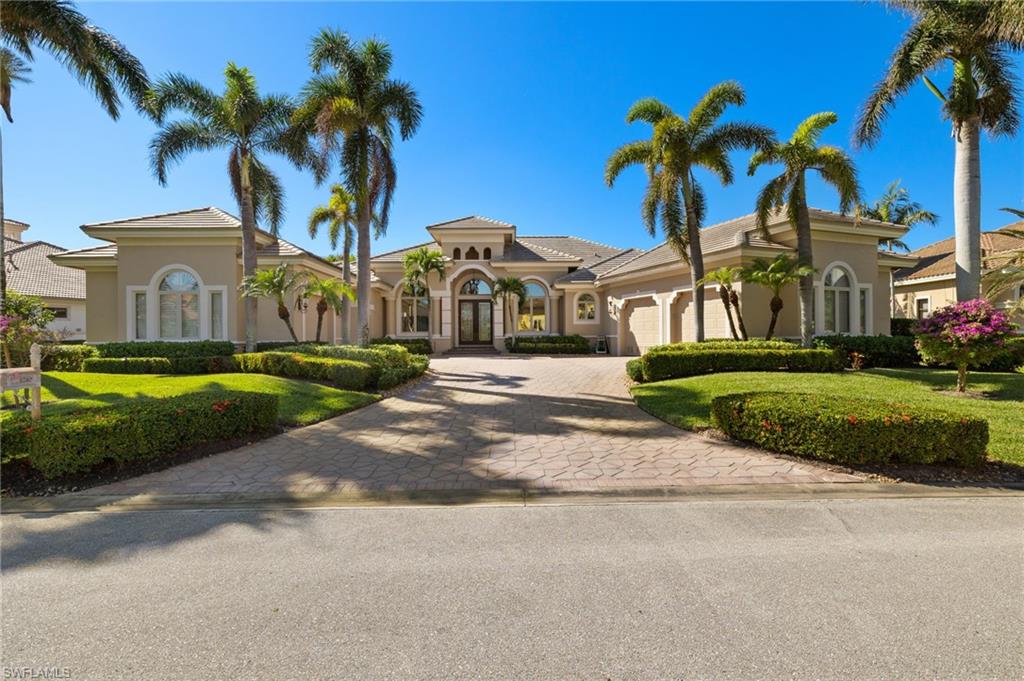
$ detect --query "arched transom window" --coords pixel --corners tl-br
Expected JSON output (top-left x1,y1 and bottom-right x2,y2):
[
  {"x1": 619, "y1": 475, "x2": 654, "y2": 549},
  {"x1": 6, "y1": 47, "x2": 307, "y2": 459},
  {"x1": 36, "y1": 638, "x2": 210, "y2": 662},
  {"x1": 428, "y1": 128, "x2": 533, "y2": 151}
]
[
  {"x1": 452, "y1": 247, "x2": 461, "y2": 260},
  {"x1": 576, "y1": 293, "x2": 597, "y2": 321},
  {"x1": 823, "y1": 266, "x2": 852, "y2": 333},
  {"x1": 483, "y1": 247, "x2": 492, "y2": 260},
  {"x1": 466, "y1": 246, "x2": 480, "y2": 260},
  {"x1": 518, "y1": 282, "x2": 547, "y2": 331},
  {"x1": 401, "y1": 284, "x2": 429, "y2": 333},
  {"x1": 459, "y1": 278, "x2": 492, "y2": 295},
  {"x1": 159, "y1": 270, "x2": 200, "y2": 339}
]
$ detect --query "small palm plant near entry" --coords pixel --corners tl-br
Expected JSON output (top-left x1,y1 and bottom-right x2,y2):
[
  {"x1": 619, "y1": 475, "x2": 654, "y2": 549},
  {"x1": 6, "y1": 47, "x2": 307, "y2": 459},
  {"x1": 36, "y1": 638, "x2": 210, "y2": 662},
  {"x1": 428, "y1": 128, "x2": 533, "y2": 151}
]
[
  {"x1": 240, "y1": 264, "x2": 307, "y2": 343},
  {"x1": 492, "y1": 277, "x2": 527, "y2": 345},
  {"x1": 741, "y1": 255, "x2": 814, "y2": 340},
  {"x1": 308, "y1": 185, "x2": 358, "y2": 343},
  {"x1": 402, "y1": 247, "x2": 446, "y2": 350},
  {"x1": 299, "y1": 275, "x2": 354, "y2": 343},
  {"x1": 697, "y1": 267, "x2": 747, "y2": 341},
  {"x1": 914, "y1": 299, "x2": 1017, "y2": 393}
]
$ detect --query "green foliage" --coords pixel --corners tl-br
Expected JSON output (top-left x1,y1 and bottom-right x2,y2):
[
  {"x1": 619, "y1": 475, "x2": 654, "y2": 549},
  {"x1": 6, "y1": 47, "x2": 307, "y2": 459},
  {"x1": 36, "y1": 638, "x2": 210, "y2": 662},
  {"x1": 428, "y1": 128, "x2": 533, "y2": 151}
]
[
  {"x1": 711, "y1": 392, "x2": 988, "y2": 467},
  {"x1": 280, "y1": 343, "x2": 429, "y2": 389},
  {"x1": 640, "y1": 347, "x2": 841, "y2": 382},
  {"x1": 978, "y1": 337, "x2": 1024, "y2": 371},
  {"x1": 95, "y1": 340, "x2": 235, "y2": 358},
  {"x1": 652, "y1": 339, "x2": 796, "y2": 352},
  {"x1": 1, "y1": 291, "x2": 56, "y2": 366},
  {"x1": 1, "y1": 391, "x2": 278, "y2": 479},
  {"x1": 813, "y1": 335, "x2": 920, "y2": 368},
  {"x1": 626, "y1": 358, "x2": 645, "y2": 383},
  {"x1": 371, "y1": 337, "x2": 432, "y2": 356},
  {"x1": 234, "y1": 352, "x2": 373, "y2": 391},
  {"x1": 81, "y1": 356, "x2": 238, "y2": 375},
  {"x1": 509, "y1": 335, "x2": 592, "y2": 354},
  {"x1": 890, "y1": 318, "x2": 916, "y2": 337},
  {"x1": 40, "y1": 344, "x2": 99, "y2": 371}
]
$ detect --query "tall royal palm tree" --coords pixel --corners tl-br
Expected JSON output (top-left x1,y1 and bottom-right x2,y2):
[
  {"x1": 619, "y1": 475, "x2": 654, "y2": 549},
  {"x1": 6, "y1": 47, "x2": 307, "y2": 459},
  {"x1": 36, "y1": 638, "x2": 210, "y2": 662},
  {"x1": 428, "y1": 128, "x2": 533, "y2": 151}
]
[
  {"x1": 855, "y1": 0, "x2": 1023, "y2": 302},
  {"x1": 239, "y1": 263, "x2": 307, "y2": 343},
  {"x1": 492, "y1": 276, "x2": 526, "y2": 346},
  {"x1": 0, "y1": 0, "x2": 149, "y2": 308},
  {"x1": 859, "y1": 179, "x2": 938, "y2": 251},
  {"x1": 401, "y1": 247, "x2": 446, "y2": 349},
  {"x1": 295, "y1": 29, "x2": 422, "y2": 346},
  {"x1": 697, "y1": 266, "x2": 747, "y2": 340},
  {"x1": 748, "y1": 112, "x2": 861, "y2": 347},
  {"x1": 741, "y1": 255, "x2": 815, "y2": 340},
  {"x1": 148, "y1": 63, "x2": 319, "y2": 351},
  {"x1": 298, "y1": 274, "x2": 354, "y2": 343},
  {"x1": 605, "y1": 82, "x2": 774, "y2": 342},
  {"x1": 308, "y1": 184, "x2": 357, "y2": 343}
]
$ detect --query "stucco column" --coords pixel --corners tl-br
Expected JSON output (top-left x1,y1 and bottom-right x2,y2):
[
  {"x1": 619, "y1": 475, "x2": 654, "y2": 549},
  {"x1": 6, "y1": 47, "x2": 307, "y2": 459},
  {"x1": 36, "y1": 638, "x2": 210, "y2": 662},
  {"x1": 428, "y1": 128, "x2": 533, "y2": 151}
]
[
  {"x1": 493, "y1": 297, "x2": 504, "y2": 338},
  {"x1": 435, "y1": 291, "x2": 452, "y2": 339},
  {"x1": 655, "y1": 293, "x2": 675, "y2": 345},
  {"x1": 548, "y1": 292, "x2": 563, "y2": 334}
]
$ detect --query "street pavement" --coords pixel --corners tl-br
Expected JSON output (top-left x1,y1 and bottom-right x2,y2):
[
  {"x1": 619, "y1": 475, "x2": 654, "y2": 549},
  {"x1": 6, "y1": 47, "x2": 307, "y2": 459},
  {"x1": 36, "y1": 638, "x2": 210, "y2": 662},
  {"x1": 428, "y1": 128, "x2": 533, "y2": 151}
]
[{"x1": 2, "y1": 496, "x2": 1022, "y2": 680}]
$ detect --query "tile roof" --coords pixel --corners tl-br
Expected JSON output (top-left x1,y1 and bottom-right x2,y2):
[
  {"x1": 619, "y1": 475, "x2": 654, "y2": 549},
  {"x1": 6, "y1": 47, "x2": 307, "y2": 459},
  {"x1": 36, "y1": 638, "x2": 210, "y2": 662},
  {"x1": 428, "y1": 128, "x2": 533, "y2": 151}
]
[
  {"x1": 55, "y1": 243, "x2": 119, "y2": 258},
  {"x1": 495, "y1": 239, "x2": 580, "y2": 263},
  {"x1": 554, "y1": 249, "x2": 638, "y2": 284},
  {"x1": 370, "y1": 241, "x2": 441, "y2": 263},
  {"x1": 426, "y1": 215, "x2": 514, "y2": 230},
  {"x1": 516, "y1": 236, "x2": 625, "y2": 265},
  {"x1": 6, "y1": 241, "x2": 85, "y2": 299},
  {"x1": 82, "y1": 206, "x2": 241, "y2": 229},
  {"x1": 894, "y1": 221, "x2": 1024, "y2": 282}
]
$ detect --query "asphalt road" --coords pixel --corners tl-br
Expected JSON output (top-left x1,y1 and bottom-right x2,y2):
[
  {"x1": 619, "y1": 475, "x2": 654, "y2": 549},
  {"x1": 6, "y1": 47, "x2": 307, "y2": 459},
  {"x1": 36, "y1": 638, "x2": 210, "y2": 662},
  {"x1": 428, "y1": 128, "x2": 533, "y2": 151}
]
[{"x1": 2, "y1": 497, "x2": 1022, "y2": 680}]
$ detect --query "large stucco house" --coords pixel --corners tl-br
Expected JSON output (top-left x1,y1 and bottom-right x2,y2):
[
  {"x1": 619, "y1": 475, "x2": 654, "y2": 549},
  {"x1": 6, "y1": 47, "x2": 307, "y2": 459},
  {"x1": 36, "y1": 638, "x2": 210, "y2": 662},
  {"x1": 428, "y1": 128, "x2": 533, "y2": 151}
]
[{"x1": 51, "y1": 205, "x2": 916, "y2": 354}]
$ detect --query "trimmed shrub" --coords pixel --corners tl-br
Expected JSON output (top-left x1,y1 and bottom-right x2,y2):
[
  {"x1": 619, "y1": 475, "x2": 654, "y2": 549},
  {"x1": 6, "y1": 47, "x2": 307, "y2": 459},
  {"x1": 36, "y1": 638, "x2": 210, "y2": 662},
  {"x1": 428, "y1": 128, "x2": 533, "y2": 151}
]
[
  {"x1": 1, "y1": 391, "x2": 278, "y2": 479},
  {"x1": 510, "y1": 335, "x2": 591, "y2": 354},
  {"x1": 371, "y1": 337, "x2": 433, "y2": 356},
  {"x1": 651, "y1": 339, "x2": 797, "y2": 352},
  {"x1": 234, "y1": 352, "x2": 373, "y2": 391},
  {"x1": 95, "y1": 340, "x2": 235, "y2": 358},
  {"x1": 81, "y1": 356, "x2": 238, "y2": 375},
  {"x1": 256, "y1": 340, "x2": 326, "y2": 352},
  {"x1": 40, "y1": 344, "x2": 99, "y2": 371},
  {"x1": 890, "y1": 317, "x2": 916, "y2": 337},
  {"x1": 640, "y1": 347, "x2": 842, "y2": 382},
  {"x1": 711, "y1": 392, "x2": 988, "y2": 467},
  {"x1": 813, "y1": 335, "x2": 920, "y2": 368},
  {"x1": 626, "y1": 358, "x2": 644, "y2": 383},
  {"x1": 277, "y1": 343, "x2": 429, "y2": 389}
]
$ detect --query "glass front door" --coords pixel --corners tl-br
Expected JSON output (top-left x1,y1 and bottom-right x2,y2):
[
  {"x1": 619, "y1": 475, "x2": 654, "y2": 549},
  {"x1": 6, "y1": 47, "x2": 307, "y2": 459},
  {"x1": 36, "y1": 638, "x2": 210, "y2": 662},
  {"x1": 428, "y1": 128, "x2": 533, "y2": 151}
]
[{"x1": 458, "y1": 300, "x2": 493, "y2": 345}]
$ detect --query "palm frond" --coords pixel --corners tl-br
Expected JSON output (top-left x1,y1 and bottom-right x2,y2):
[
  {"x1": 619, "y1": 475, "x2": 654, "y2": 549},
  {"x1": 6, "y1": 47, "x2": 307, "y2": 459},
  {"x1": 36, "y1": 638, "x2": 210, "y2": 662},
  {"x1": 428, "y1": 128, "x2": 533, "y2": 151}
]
[
  {"x1": 688, "y1": 80, "x2": 744, "y2": 133},
  {"x1": 812, "y1": 146, "x2": 862, "y2": 213},
  {"x1": 625, "y1": 97, "x2": 673, "y2": 125},
  {"x1": 792, "y1": 111, "x2": 838, "y2": 145},
  {"x1": 249, "y1": 157, "x2": 285, "y2": 234},
  {"x1": 0, "y1": 47, "x2": 31, "y2": 122},
  {"x1": 149, "y1": 119, "x2": 223, "y2": 185},
  {"x1": 145, "y1": 72, "x2": 219, "y2": 123},
  {"x1": 604, "y1": 140, "x2": 653, "y2": 186}
]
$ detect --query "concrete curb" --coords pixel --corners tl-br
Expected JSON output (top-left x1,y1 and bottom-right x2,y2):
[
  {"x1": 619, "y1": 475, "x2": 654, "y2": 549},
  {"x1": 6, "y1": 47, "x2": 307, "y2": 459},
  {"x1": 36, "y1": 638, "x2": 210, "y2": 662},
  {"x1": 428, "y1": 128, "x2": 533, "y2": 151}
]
[{"x1": 3, "y1": 481, "x2": 1022, "y2": 514}]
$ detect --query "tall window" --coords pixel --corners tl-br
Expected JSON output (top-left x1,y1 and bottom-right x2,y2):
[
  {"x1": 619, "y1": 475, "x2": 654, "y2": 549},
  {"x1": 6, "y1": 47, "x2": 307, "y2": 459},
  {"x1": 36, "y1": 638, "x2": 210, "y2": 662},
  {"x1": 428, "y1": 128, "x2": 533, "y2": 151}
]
[
  {"x1": 518, "y1": 282, "x2": 546, "y2": 331},
  {"x1": 823, "y1": 266, "x2": 852, "y2": 333},
  {"x1": 466, "y1": 246, "x2": 479, "y2": 260},
  {"x1": 483, "y1": 247, "x2": 491, "y2": 260},
  {"x1": 401, "y1": 285, "x2": 429, "y2": 333},
  {"x1": 576, "y1": 293, "x2": 597, "y2": 321},
  {"x1": 459, "y1": 278, "x2": 491, "y2": 295},
  {"x1": 916, "y1": 298, "x2": 930, "y2": 319},
  {"x1": 134, "y1": 292, "x2": 147, "y2": 339},
  {"x1": 453, "y1": 247, "x2": 461, "y2": 260},
  {"x1": 210, "y1": 291, "x2": 224, "y2": 339},
  {"x1": 859, "y1": 289, "x2": 868, "y2": 334},
  {"x1": 158, "y1": 271, "x2": 199, "y2": 339}
]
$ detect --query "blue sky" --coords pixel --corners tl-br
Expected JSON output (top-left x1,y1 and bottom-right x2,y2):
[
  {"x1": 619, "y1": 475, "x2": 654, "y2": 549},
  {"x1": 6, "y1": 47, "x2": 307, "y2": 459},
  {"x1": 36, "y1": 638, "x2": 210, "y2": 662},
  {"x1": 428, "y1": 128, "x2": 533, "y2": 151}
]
[{"x1": 7, "y1": 1, "x2": 1023, "y2": 256}]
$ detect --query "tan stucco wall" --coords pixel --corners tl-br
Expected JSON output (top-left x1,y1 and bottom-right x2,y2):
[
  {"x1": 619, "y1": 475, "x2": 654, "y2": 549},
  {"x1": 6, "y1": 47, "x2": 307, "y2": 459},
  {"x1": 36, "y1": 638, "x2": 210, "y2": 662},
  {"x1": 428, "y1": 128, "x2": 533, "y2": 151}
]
[{"x1": 84, "y1": 271, "x2": 117, "y2": 342}]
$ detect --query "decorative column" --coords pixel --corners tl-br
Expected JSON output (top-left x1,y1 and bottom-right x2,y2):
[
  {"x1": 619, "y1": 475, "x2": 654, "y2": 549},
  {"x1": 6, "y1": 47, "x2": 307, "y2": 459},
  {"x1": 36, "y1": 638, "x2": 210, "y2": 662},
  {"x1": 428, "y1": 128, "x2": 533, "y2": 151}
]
[
  {"x1": 493, "y1": 297, "x2": 504, "y2": 339},
  {"x1": 548, "y1": 291, "x2": 563, "y2": 334},
  {"x1": 434, "y1": 290, "x2": 452, "y2": 339},
  {"x1": 655, "y1": 293, "x2": 675, "y2": 344}
]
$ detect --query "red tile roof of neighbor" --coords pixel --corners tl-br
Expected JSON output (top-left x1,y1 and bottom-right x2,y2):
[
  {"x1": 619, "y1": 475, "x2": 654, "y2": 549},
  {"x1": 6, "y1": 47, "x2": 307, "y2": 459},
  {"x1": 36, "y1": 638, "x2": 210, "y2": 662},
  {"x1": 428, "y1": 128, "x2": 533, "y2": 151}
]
[{"x1": 894, "y1": 221, "x2": 1024, "y2": 282}]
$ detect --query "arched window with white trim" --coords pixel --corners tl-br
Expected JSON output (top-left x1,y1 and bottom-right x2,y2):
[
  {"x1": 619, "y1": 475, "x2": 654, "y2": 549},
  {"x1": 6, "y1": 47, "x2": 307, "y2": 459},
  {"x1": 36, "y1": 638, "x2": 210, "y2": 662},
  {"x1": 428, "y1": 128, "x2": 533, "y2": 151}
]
[
  {"x1": 823, "y1": 265, "x2": 852, "y2": 333},
  {"x1": 518, "y1": 282, "x2": 547, "y2": 331},
  {"x1": 158, "y1": 270, "x2": 200, "y2": 339},
  {"x1": 459, "y1": 278, "x2": 492, "y2": 295},
  {"x1": 576, "y1": 293, "x2": 597, "y2": 322},
  {"x1": 400, "y1": 284, "x2": 430, "y2": 334}
]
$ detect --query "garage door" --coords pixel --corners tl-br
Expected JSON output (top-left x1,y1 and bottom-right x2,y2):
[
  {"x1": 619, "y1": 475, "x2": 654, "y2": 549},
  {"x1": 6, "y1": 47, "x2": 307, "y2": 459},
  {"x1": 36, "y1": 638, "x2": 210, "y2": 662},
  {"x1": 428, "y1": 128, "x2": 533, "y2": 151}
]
[{"x1": 624, "y1": 298, "x2": 660, "y2": 355}]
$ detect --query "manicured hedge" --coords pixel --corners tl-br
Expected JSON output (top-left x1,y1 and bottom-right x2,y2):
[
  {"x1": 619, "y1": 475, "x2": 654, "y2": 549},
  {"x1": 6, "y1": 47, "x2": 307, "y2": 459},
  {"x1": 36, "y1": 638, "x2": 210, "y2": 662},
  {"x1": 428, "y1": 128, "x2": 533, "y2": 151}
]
[
  {"x1": 711, "y1": 391, "x2": 988, "y2": 467},
  {"x1": 278, "y1": 343, "x2": 429, "y2": 389},
  {"x1": 81, "y1": 356, "x2": 239, "y2": 375},
  {"x1": 651, "y1": 339, "x2": 798, "y2": 352},
  {"x1": 813, "y1": 335, "x2": 920, "y2": 368},
  {"x1": 626, "y1": 358, "x2": 644, "y2": 382},
  {"x1": 1, "y1": 391, "x2": 278, "y2": 479},
  {"x1": 890, "y1": 318, "x2": 916, "y2": 337},
  {"x1": 640, "y1": 348, "x2": 842, "y2": 382},
  {"x1": 95, "y1": 340, "x2": 235, "y2": 358},
  {"x1": 978, "y1": 336, "x2": 1024, "y2": 372},
  {"x1": 509, "y1": 334, "x2": 591, "y2": 354},
  {"x1": 234, "y1": 352, "x2": 374, "y2": 391},
  {"x1": 371, "y1": 337, "x2": 433, "y2": 356},
  {"x1": 41, "y1": 344, "x2": 99, "y2": 371}
]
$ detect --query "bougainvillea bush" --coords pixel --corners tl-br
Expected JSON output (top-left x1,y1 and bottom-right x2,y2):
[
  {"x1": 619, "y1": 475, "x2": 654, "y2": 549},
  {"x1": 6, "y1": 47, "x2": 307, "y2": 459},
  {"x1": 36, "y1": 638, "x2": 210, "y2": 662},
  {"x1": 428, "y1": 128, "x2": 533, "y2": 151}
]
[{"x1": 914, "y1": 299, "x2": 1017, "y2": 392}]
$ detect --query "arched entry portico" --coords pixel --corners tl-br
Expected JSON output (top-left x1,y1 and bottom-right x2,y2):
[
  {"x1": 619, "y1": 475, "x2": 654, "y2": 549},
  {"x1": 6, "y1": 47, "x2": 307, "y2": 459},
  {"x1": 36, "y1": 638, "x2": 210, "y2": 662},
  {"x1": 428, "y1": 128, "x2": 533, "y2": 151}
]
[{"x1": 450, "y1": 266, "x2": 501, "y2": 347}]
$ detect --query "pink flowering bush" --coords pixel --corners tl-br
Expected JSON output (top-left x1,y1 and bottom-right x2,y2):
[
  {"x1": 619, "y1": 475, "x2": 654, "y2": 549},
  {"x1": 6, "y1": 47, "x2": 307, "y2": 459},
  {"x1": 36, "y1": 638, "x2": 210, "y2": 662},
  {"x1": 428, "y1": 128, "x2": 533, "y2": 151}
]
[{"x1": 914, "y1": 299, "x2": 1017, "y2": 392}]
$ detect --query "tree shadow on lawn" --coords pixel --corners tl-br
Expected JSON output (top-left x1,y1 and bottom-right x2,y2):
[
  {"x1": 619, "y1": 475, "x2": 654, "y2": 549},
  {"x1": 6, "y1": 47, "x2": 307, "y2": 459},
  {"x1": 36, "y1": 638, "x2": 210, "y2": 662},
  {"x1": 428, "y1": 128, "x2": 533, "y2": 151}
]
[{"x1": 866, "y1": 368, "x2": 1024, "y2": 400}]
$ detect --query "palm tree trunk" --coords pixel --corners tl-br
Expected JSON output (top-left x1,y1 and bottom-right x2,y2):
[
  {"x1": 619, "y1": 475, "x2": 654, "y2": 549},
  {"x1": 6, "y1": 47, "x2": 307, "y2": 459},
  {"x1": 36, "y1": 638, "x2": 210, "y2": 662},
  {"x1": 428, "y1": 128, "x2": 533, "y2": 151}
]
[
  {"x1": 730, "y1": 289, "x2": 749, "y2": 341},
  {"x1": 766, "y1": 296, "x2": 782, "y2": 340},
  {"x1": 794, "y1": 176, "x2": 815, "y2": 347},
  {"x1": 341, "y1": 232, "x2": 352, "y2": 345},
  {"x1": 683, "y1": 177, "x2": 705, "y2": 342},
  {"x1": 356, "y1": 201, "x2": 372, "y2": 347},
  {"x1": 278, "y1": 303, "x2": 299, "y2": 343},
  {"x1": 719, "y1": 287, "x2": 739, "y2": 340},
  {"x1": 239, "y1": 154, "x2": 259, "y2": 352},
  {"x1": 954, "y1": 117, "x2": 982, "y2": 301},
  {"x1": 316, "y1": 299, "x2": 327, "y2": 343}
]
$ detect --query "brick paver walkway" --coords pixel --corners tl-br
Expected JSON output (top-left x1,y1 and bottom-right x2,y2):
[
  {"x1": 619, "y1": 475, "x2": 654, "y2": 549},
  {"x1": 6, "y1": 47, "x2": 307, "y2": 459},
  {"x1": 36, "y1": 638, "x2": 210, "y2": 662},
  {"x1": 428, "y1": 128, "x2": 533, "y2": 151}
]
[{"x1": 85, "y1": 356, "x2": 860, "y2": 496}]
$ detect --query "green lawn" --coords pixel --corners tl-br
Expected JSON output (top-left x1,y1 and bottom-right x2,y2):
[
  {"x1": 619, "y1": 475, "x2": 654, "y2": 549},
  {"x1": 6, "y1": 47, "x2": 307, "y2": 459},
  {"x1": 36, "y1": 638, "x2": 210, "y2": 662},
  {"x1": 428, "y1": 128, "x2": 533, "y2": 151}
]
[
  {"x1": 631, "y1": 368, "x2": 1024, "y2": 465},
  {"x1": 0, "y1": 372, "x2": 379, "y2": 426}
]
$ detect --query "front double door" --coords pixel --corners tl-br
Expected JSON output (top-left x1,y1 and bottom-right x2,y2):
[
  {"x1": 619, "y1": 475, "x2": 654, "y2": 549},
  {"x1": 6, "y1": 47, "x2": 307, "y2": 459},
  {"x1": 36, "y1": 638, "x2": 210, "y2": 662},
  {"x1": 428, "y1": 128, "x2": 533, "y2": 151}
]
[{"x1": 459, "y1": 300, "x2": 493, "y2": 345}]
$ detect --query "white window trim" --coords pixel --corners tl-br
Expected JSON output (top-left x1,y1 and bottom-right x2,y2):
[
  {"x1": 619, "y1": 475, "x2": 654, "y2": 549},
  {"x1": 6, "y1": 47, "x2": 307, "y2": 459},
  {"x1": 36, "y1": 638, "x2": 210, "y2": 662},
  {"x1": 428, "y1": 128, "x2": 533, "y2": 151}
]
[
  {"x1": 396, "y1": 291, "x2": 431, "y2": 337},
  {"x1": 573, "y1": 291, "x2": 600, "y2": 325},
  {"x1": 126, "y1": 285, "x2": 147, "y2": 340},
  {"x1": 516, "y1": 278, "x2": 550, "y2": 335},
  {"x1": 815, "y1": 261, "x2": 864, "y2": 335},
  {"x1": 915, "y1": 294, "x2": 932, "y2": 320},
  {"x1": 858, "y1": 284, "x2": 873, "y2": 335},
  {"x1": 125, "y1": 264, "x2": 228, "y2": 342},
  {"x1": 207, "y1": 286, "x2": 228, "y2": 341}
]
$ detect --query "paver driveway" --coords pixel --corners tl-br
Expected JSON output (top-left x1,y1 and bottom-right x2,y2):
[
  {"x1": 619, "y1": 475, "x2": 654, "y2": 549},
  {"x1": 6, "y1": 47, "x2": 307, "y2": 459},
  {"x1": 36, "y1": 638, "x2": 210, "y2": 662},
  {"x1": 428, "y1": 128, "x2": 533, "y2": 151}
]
[{"x1": 86, "y1": 356, "x2": 859, "y2": 497}]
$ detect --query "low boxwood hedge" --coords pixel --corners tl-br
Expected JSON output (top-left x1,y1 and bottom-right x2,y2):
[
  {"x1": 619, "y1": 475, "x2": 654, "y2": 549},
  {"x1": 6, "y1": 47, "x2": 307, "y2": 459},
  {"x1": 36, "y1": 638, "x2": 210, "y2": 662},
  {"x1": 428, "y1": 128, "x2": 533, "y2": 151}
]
[
  {"x1": 509, "y1": 334, "x2": 591, "y2": 354},
  {"x1": 371, "y1": 337, "x2": 433, "y2": 356},
  {"x1": 1, "y1": 391, "x2": 278, "y2": 479},
  {"x1": 710, "y1": 391, "x2": 988, "y2": 467},
  {"x1": 81, "y1": 356, "x2": 238, "y2": 374},
  {"x1": 813, "y1": 335, "x2": 920, "y2": 368},
  {"x1": 278, "y1": 343, "x2": 429, "y2": 389},
  {"x1": 234, "y1": 352, "x2": 374, "y2": 391},
  {"x1": 890, "y1": 317, "x2": 916, "y2": 337},
  {"x1": 640, "y1": 347, "x2": 842, "y2": 382},
  {"x1": 41, "y1": 344, "x2": 99, "y2": 371},
  {"x1": 626, "y1": 358, "x2": 644, "y2": 382},
  {"x1": 95, "y1": 340, "x2": 236, "y2": 358},
  {"x1": 650, "y1": 339, "x2": 797, "y2": 352}
]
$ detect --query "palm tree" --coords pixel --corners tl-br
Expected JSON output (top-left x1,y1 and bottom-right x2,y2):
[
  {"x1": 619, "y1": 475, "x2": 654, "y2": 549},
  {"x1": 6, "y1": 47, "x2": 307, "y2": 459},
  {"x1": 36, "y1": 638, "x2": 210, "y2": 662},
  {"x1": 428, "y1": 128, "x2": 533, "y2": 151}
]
[
  {"x1": 402, "y1": 247, "x2": 446, "y2": 349},
  {"x1": 298, "y1": 274, "x2": 354, "y2": 343},
  {"x1": 855, "y1": 1, "x2": 1023, "y2": 302},
  {"x1": 148, "y1": 63, "x2": 319, "y2": 351},
  {"x1": 697, "y1": 267, "x2": 747, "y2": 340},
  {"x1": 859, "y1": 180, "x2": 938, "y2": 251},
  {"x1": 741, "y1": 255, "x2": 815, "y2": 340},
  {"x1": 0, "y1": 0, "x2": 149, "y2": 308},
  {"x1": 239, "y1": 264, "x2": 307, "y2": 343},
  {"x1": 748, "y1": 112, "x2": 860, "y2": 347},
  {"x1": 295, "y1": 29, "x2": 422, "y2": 347},
  {"x1": 492, "y1": 277, "x2": 527, "y2": 346},
  {"x1": 308, "y1": 184, "x2": 357, "y2": 343},
  {"x1": 605, "y1": 82, "x2": 774, "y2": 342}
]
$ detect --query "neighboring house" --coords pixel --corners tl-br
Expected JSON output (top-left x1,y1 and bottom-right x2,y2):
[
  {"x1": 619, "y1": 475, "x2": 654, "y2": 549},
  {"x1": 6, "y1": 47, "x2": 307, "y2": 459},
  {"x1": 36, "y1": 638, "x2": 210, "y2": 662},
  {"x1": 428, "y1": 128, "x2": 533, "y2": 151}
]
[
  {"x1": 893, "y1": 221, "x2": 1024, "y2": 322},
  {"x1": 50, "y1": 208, "x2": 347, "y2": 344},
  {"x1": 368, "y1": 210, "x2": 916, "y2": 355},
  {"x1": 4, "y1": 219, "x2": 87, "y2": 340}
]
